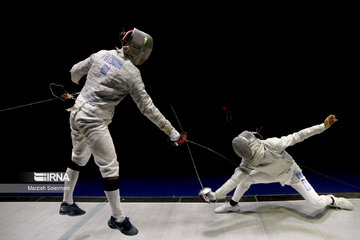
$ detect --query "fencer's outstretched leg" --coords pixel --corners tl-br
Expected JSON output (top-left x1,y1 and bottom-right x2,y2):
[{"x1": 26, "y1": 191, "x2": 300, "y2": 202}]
[
  {"x1": 327, "y1": 194, "x2": 353, "y2": 210},
  {"x1": 291, "y1": 173, "x2": 353, "y2": 211}
]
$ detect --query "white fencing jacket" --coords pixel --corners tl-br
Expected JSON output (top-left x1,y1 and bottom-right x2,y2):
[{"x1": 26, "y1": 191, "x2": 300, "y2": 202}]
[
  {"x1": 69, "y1": 48, "x2": 175, "y2": 136},
  {"x1": 239, "y1": 123, "x2": 326, "y2": 185}
]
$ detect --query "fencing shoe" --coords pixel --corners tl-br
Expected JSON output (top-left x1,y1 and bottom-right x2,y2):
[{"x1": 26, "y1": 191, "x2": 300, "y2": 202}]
[
  {"x1": 59, "y1": 202, "x2": 86, "y2": 216},
  {"x1": 328, "y1": 195, "x2": 353, "y2": 210},
  {"x1": 215, "y1": 202, "x2": 241, "y2": 213},
  {"x1": 108, "y1": 216, "x2": 139, "y2": 236}
]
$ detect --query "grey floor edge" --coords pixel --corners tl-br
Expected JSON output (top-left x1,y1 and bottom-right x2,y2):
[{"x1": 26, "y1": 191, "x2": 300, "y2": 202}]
[{"x1": 0, "y1": 199, "x2": 359, "y2": 240}]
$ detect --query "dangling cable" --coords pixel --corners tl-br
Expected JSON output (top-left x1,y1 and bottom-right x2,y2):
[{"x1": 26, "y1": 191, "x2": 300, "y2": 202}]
[
  {"x1": 0, "y1": 83, "x2": 79, "y2": 113},
  {"x1": 0, "y1": 97, "x2": 58, "y2": 113},
  {"x1": 186, "y1": 140, "x2": 238, "y2": 167},
  {"x1": 49, "y1": 83, "x2": 79, "y2": 100},
  {"x1": 170, "y1": 104, "x2": 204, "y2": 189},
  {"x1": 254, "y1": 126, "x2": 264, "y2": 139}
]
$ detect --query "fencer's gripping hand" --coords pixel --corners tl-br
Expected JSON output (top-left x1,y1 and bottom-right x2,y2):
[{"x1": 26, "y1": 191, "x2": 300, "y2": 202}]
[
  {"x1": 169, "y1": 130, "x2": 181, "y2": 141},
  {"x1": 168, "y1": 130, "x2": 187, "y2": 147},
  {"x1": 324, "y1": 114, "x2": 338, "y2": 129}
]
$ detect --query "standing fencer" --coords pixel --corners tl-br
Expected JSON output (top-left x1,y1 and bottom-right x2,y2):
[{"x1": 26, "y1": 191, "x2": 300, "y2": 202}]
[
  {"x1": 59, "y1": 28, "x2": 181, "y2": 236},
  {"x1": 199, "y1": 115, "x2": 354, "y2": 213}
]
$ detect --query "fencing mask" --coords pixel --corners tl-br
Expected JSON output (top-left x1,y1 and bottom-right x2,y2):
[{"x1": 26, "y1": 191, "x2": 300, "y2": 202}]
[
  {"x1": 232, "y1": 131, "x2": 260, "y2": 160},
  {"x1": 120, "y1": 28, "x2": 153, "y2": 65}
]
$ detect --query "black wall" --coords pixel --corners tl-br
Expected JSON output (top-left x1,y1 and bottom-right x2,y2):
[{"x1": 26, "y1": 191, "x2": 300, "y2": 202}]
[{"x1": 1, "y1": 6, "x2": 357, "y2": 181}]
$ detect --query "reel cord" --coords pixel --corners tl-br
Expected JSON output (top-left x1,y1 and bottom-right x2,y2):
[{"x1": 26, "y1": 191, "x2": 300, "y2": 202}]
[
  {"x1": 0, "y1": 97, "x2": 58, "y2": 113},
  {"x1": 170, "y1": 104, "x2": 204, "y2": 189},
  {"x1": 0, "y1": 83, "x2": 78, "y2": 113}
]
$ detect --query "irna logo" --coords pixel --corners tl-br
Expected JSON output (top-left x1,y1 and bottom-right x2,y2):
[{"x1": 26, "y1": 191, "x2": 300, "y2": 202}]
[{"x1": 34, "y1": 172, "x2": 70, "y2": 182}]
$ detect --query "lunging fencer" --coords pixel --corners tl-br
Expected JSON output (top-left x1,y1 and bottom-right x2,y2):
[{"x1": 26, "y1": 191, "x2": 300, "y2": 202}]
[
  {"x1": 199, "y1": 115, "x2": 354, "y2": 213},
  {"x1": 59, "y1": 28, "x2": 181, "y2": 236}
]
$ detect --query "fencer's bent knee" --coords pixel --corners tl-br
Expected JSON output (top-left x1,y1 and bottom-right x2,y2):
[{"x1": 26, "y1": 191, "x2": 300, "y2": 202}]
[
  {"x1": 103, "y1": 178, "x2": 119, "y2": 191},
  {"x1": 241, "y1": 176, "x2": 254, "y2": 188},
  {"x1": 227, "y1": 168, "x2": 244, "y2": 185},
  {"x1": 68, "y1": 160, "x2": 85, "y2": 172}
]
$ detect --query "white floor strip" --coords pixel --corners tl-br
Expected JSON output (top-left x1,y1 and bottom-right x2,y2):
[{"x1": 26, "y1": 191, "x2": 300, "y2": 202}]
[{"x1": 57, "y1": 203, "x2": 106, "y2": 240}]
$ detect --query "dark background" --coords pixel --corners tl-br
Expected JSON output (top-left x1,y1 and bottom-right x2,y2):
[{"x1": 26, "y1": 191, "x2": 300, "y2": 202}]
[{"x1": 1, "y1": 5, "x2": 358, "y2": 194}]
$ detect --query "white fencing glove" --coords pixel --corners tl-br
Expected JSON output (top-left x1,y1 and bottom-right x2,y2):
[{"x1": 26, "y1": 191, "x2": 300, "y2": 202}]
[
  {"x1": 168, "y1": 130, "x2": 187, "y2": 147},
  {"x1": 169, "y1": 130, "x2": 181, "y2": 142}
]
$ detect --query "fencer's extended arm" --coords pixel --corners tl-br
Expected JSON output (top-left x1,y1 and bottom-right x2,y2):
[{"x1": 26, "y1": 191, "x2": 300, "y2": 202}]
[
  {"x1": 128, "y1": 76, "x2": 176, "y2": 136},
  {"x1": 265, "y1": 123, "x2": 326, "y2": 153},
  {"x1": 262, "y1": 115, "x2": 338, "y2": 153},
  {"x1": 70, "y1": 55, "x2": 93, "y2": 84},
  {"x1": 215, "y1": 167, "x2": 248, "y2": 199}
]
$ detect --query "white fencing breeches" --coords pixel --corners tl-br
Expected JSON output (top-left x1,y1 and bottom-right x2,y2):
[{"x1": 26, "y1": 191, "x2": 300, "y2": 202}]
[
  {"x1": 290, "y1": 172, "x2": 332, "y2": 208},
  {"x1": 231, "y1": 170, "x2": 332, "y2": 209},
  {"x1": 70, "y1": 110, "x2": 119, "y2": 178}
]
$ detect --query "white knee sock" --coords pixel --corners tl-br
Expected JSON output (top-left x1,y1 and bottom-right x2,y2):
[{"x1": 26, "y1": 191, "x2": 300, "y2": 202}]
[
  {"x1": 62, "y1": 168, "x2": 79, "y2": 204},
  {"x1": 105, "y1": 189, "x2": 125, "y2": 222}
]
